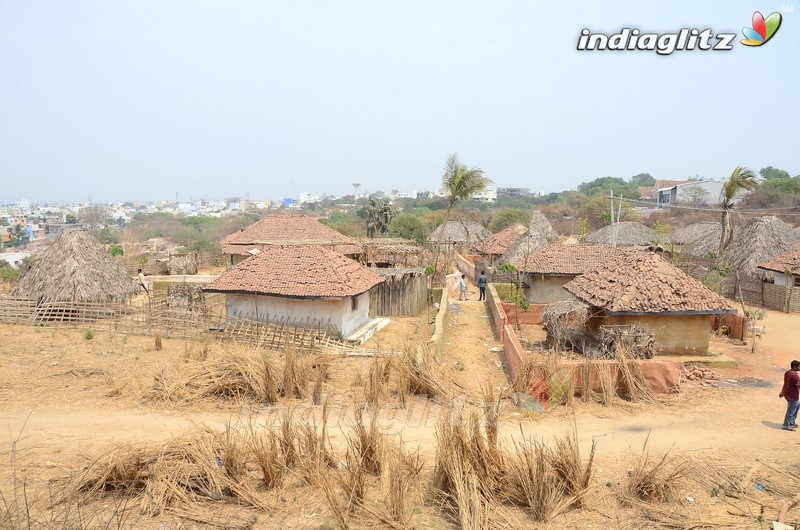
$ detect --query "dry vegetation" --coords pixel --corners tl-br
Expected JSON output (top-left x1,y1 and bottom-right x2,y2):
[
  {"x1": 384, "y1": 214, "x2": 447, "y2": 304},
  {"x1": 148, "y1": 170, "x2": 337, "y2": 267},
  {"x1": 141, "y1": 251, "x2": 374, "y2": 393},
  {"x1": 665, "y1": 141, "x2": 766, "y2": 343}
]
[{"x1": 2, "y1": 319, "x2": 800, "y2": 529}]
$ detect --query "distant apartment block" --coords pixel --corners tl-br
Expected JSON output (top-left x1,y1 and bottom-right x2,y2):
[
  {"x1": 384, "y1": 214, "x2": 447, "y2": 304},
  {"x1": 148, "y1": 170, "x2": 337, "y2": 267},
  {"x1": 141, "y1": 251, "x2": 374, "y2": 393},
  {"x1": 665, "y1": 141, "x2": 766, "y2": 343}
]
[
  {"x1": 395, "y1": 190, "x2": 418, "y2": 199},
  {"x1": 496, "y1": 187, "x2": 530, "y2": 198}
]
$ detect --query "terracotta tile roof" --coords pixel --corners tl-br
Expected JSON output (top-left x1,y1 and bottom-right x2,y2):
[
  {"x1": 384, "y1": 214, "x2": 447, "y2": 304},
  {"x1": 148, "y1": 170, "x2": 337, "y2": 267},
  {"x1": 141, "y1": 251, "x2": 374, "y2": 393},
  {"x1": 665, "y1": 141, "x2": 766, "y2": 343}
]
[
  {"x1": 222, "y1": 214, "x2": 363, "y2": 255},
  {"x1": 205, "y1": 246, "x2": 384, "y2": 298},
  {"x1": 564, "y1": 252, "x2": 735, "y2": 314},
  {"x1": 758, "y1": 247, "x2": 800, "y2": 274},
  {"x1": 638, "y1": 186, "x2": 654, "y2": 199},
  {"x1": 511, "y1": 243, "x2": 624, "y2": 275},
  {"x1": 655, "y1": 179, "x2": 690, "y2": 190},
  {"x1": 480, "y1": 224, "x2": 527, "y2": 255}
]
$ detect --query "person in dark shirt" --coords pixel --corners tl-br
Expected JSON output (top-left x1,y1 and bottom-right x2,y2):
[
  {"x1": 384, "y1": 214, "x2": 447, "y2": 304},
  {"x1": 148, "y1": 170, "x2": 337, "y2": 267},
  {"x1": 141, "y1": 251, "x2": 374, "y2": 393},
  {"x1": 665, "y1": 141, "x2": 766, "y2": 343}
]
[
  {"x1": 477, "y1": 270, "x2": 488, "y2": 301},
  {"x1": 779, "y1": 360, "x2": 800, "y2": 431}
]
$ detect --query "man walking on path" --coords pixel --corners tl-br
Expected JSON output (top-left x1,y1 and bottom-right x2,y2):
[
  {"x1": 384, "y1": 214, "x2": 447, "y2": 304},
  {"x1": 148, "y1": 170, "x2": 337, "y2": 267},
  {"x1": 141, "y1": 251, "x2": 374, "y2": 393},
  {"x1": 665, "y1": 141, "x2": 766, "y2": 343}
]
[
  {"x1": 458, "y1": 274, "x2": 469, "y2": 300},
  {"x1": 780, "y1": 360, "x2": 800, "y2": 431},
  {"x1": 477, "y1": 270, "x2": 487, "y2": 301}
]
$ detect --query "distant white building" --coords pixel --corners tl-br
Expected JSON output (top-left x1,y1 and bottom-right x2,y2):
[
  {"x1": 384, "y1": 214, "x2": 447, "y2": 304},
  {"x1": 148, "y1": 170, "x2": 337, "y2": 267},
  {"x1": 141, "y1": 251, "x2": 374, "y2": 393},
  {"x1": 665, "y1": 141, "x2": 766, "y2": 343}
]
[
  {"x1": 298, "y1": 192, "x2": 321, "y2": 204},
  {"x1": 0, "y1": 251, "x2": 32, "y2": 268},
  {"x1": 471, "y1": 189, "x2": 497, "y2": 202},
  {"x1": 395, "y1": 190, "x2": 418, "y2": 199},
  {"x1": 657, "y1": 180, "x2": 724, "y2": 208},
  {"x1": 15, "y1": 199, "x2": 31, "y2": 214}
]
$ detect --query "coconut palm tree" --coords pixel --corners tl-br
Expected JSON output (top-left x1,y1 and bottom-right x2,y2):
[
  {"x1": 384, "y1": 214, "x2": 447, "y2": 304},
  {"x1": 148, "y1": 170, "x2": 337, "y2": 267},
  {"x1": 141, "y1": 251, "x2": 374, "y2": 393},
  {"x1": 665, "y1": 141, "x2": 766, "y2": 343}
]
[
  {"x1": 430, "y1": 154, "x2": 492, "y2": 280},
  {"x1": 718, "y1": 166, "x2": 758, "y2": 259}
]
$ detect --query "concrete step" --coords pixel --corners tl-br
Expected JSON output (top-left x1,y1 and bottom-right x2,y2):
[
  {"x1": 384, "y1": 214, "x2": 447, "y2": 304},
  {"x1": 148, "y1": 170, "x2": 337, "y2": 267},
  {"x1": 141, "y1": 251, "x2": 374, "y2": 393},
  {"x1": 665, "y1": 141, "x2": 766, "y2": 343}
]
[{"x1": 345, "y1": 317, "x2": 391, "y2": 345}]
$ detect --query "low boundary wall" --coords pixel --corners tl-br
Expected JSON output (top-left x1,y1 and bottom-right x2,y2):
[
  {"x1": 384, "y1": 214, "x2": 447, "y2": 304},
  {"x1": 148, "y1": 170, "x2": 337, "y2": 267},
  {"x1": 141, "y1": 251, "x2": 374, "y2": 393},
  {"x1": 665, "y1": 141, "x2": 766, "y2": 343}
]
[
  {"x1": 427, "y1": 287, "x2": 450, "y2": 361},
  {"x1": 486, "y1": 282, "x2": 681, "y2": 395}
]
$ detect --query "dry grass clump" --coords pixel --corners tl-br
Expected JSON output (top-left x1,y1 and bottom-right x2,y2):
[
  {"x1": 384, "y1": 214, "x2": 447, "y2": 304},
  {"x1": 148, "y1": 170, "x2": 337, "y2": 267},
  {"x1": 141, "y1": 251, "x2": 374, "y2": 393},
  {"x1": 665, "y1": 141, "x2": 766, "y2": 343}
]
[
  {"x1": 615, "y1": 345, "x2": 657, "y2": 403},
  {"x1": 398, "y1": 347, "x2": 450, "y2": 400},
  {"x1": 505, "y1": 436, "x2": 567, "y2": 522},
  {"x1": 148, "y1": 345, "x2": 280, "y2": 405},
  {"x1": 364, "y1": 354, "x2": 392, "y2": 407},
  {"x1": 64, "y1": 426, "x2": 270, "y2": 515},
  {"x1": 349, "y1": 407, "x2": 383, "y2": 475},
  {"x1": 297, "y1": 402, "x2": 336, "y2": 485},
  {"x1": 385, "y1": 442, "x2": 423, "y2": 527},
  {"x1": 147, "y1": 344, "x2": 328, "y2": 405},
  {"x1": 504, "y1": 425, "x2": 594, "y2": 521},
  {"x1": 578, "y1": 357, "x2": 616, "y2": 405},
  {"x1": 282, "y1": 345, "x2": 316, "y2": 399},
  {"x1": 431, "y1": 412, "x2": 506, "y2": 529},
  {"x1": 623, "y1": 436, "x2": 686, "y2": 503}
]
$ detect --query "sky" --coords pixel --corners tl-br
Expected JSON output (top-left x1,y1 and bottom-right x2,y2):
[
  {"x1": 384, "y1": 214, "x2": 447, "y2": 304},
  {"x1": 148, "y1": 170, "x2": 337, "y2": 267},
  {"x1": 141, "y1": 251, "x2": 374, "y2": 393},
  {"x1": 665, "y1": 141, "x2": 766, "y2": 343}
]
[{"x1": 0, "y1": 0, "x2": 798, "y2": 204}]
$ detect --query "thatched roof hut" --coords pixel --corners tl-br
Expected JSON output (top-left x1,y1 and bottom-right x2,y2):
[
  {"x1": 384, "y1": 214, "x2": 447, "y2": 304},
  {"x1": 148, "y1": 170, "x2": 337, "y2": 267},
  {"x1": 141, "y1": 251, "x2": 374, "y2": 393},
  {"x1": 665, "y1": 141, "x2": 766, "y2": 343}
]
[
  {"x1": 725, "y1": 216, "x2": 800, "y2": 279},
  {"x1": 529, "y1": 211, "x2": 558, "y2": 241},
  {"x1": 584, "y1": 222, "x2": 656, "y2": 247},
  {"x1": 428, "y1": 221, "x2": 491, "y2": 245},
  {"x1": 12, "y1": 229, "x2": 139, "y2": 303},
  {"x1": 668, "y1": 222, "x2": 722, "y2": 258},
  {"x1": 499, "y1": 230, "x2": 549, "y2": 265}
]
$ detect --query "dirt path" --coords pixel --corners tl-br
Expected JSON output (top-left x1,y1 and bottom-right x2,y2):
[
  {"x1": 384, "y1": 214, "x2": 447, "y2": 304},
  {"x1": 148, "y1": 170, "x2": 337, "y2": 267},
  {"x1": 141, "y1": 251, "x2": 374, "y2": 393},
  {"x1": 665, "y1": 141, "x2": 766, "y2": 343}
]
[{"x1": 442, "y1": 276, "x2": 509, "y2": 397}]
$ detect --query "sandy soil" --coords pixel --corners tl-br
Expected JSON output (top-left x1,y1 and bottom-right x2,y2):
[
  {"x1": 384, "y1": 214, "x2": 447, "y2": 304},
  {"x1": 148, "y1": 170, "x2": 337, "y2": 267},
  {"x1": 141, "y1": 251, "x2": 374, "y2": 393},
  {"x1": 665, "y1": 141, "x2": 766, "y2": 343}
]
[{"x1": 1, "y1": 302, "x2": 800, "y2": 528}]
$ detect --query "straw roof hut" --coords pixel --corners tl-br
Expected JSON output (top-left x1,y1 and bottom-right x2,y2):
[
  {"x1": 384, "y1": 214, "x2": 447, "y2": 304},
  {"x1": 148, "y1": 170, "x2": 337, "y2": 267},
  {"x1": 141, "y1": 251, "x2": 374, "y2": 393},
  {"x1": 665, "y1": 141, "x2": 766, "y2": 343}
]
[
  {"x1": 668, "y1": 222, "x2": 722, "y2": 258},
  {"x1": 12, "y1": 229, "x2": 138, "y2": 303},
  {"x1": 528, "y1": 211, "x2": 558, "y2": 241},
  {"x1": 724, "y1": 216, "x2": 800, "y2": 279},
  {"x1": 499, "y1": 230, "x2": 549, "y2": 265},
  {"x1": 428, "y1": 221, "x2": 491, "y2": 245},
  {"x1": 584, "y1": 222, "x2": 656, "y2": 247}
]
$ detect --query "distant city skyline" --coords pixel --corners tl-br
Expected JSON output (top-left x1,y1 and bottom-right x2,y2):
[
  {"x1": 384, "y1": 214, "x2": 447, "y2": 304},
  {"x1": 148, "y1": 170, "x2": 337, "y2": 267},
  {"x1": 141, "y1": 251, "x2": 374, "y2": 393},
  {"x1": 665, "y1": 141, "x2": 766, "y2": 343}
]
[{"x1": 1, "y1": 1, "x2": 798, "y2": 204}]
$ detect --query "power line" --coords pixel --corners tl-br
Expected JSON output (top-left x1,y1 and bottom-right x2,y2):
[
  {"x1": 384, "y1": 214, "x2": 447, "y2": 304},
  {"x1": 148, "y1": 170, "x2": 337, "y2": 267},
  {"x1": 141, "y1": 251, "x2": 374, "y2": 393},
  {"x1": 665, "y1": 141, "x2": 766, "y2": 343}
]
[{"x1": 610, "y1": 196, "x2": 800, "y2": 216}]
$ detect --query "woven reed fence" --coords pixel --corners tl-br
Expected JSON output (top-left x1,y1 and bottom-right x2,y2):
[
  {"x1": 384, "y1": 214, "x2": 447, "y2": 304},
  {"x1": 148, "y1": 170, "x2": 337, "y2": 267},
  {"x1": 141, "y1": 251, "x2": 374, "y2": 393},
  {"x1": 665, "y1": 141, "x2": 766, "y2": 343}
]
[
  {"x1": 369, "y1": 268, "x2": 427, "y2": 317},
  {"x1": 0, "y1": 293, "x2": 358, "y2": 354}
]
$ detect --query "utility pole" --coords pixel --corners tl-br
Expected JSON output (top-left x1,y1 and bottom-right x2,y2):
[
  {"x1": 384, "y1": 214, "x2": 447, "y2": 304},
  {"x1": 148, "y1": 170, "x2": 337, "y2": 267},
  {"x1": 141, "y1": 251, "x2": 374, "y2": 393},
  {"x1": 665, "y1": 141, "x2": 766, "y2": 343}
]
[{"x1": 610, "y1": 190, "x2": 616, "y2": 247}]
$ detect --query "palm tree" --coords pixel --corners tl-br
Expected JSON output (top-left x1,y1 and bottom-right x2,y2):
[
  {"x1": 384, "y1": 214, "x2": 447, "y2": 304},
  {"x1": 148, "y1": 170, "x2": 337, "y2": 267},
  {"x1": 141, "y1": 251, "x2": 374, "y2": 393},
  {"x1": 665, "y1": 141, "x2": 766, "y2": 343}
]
[
  {"x1": 718, "y1": 166, "x2": 758, "y2": 259},
  {"x1": 430, "y1": 154, "x2": 492, "y2": 279},
  {"x1": 364, "y1": 199, "x2": 395, "y2": 237}
]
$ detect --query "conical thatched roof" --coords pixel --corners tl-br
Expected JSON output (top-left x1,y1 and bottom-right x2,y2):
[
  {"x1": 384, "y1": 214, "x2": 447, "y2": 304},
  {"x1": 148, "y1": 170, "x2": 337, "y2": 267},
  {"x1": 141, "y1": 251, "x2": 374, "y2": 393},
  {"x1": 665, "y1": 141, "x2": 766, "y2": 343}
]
[
  {"x1": 529, "y1": 211, "x2": 558, "y2": 241},
  {"x1": 428, "y1": 221, "x2": 491, "y2": 244},
  {"x1": 725, "y1": 216, "x2": 800, "y2": 278},
  {"x1": 12, "y1": 229, "x2": 138, "y2": 303},
  {"x1": 499, "y1": 230, "x2": 549, "y2": 265},
  {"x1": 584, "y1": 222, "x2": 656, "y2": 247},
  {"x1": 668, "y1": 222, "x2": 722, "y2": 258}
]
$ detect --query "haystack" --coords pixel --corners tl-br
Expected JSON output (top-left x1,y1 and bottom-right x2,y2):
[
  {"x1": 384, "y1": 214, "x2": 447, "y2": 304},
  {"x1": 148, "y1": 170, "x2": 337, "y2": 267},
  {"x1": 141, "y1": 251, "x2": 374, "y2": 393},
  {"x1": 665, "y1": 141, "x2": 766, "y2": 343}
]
[
  {"x1": 529, "y1": 211, "x2": 558, "y2": 241},
  {"x1": 584, "y1": 222, "x2": 656, "y2": 247},
  {"x1": 12, "y1": 229, "x2": 138, "y2": 303},
  {"x1": 724, "y1": 216, "x2": 800, "y2": 279},
  {"x1": 668, "y1": 222, "x2": 722, "y2": 258}
]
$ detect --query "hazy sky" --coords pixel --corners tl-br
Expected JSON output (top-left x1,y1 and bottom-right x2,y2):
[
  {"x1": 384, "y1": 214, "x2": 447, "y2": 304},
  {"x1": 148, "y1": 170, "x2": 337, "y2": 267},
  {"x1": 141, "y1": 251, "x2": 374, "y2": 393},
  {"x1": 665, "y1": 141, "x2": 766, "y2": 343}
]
[{"x1": 1, "y1": 1, "x2": 798, "y2": 204}]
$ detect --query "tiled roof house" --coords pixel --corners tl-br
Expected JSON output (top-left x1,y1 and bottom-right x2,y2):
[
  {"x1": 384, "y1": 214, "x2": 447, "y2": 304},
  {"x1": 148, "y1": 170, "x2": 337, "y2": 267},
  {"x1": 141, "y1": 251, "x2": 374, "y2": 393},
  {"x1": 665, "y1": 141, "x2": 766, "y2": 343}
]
[
  {"x1": 564, "y1": 252, "x2": 735, "y2": 354},
  {"x1": 511, "y1": 244, "x2": 626, "y2": 304},
  {"x1": 222, "y1": 214, "x2": 363, "y2": 265},
  {"x1": 205, "y1": 246, "x2": 383, "y2": 336},
  {"x1": 479, "y1": 224, "x2": 527, "y2": 261}
]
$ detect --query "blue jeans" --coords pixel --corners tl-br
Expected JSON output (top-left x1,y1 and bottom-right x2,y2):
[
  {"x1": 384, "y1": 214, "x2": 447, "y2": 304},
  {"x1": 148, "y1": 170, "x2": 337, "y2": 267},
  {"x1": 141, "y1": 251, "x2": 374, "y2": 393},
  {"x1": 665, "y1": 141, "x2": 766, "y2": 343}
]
[{"x1": 783, "y1": 399, "x2": 799, "y2": 428}]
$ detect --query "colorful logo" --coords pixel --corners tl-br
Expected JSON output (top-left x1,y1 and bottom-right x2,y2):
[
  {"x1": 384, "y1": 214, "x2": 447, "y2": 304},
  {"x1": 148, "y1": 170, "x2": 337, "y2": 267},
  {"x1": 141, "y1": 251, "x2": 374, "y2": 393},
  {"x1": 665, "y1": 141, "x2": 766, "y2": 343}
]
[{"x1": 741, "y1": 11, "x2": 782, "y2": 46}]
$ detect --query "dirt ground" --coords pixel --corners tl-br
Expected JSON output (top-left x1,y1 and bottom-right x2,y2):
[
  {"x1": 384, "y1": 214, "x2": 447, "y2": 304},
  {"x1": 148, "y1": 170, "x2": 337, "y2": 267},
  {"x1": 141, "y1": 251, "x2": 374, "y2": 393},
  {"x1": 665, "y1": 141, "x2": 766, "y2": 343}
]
[{"x1": 1, "y1": 298, "x2": 800, "y2": 529}]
